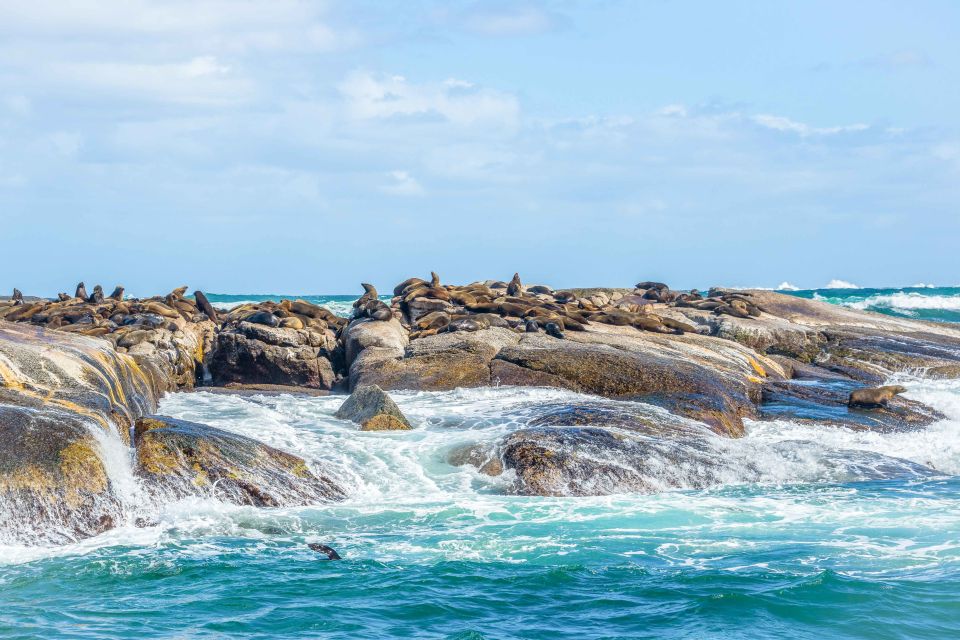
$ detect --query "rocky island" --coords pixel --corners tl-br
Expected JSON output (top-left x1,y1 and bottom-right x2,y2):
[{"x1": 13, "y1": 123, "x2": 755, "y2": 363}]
[{"x1": 3, "y1": 275, "x2": 959, "y2": 544}]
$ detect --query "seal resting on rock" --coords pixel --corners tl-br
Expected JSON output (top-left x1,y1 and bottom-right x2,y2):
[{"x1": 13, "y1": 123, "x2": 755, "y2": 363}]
[
  {"x1": 246, "y1": 310, "x2": 280, "y2": 327},
  {"x1": 88, "y1": 285, "x2": 104, "y2": 304},
  {"x1": 525, "y1": 319, "x2": 540, "y2": 333},
  {"x1": 193, "y1": 290, "x2": 219, "y2": 322},
  {"x1": 57, "y1": 292, "x2": 71, "y2": 301},
  {"x1": 849, "y1": 385, "x2": 908, "y2": 409},
  {"x1": 75, "y1": 282, "x2": 88, "y2": 300},
  {"x1": 108, "y1": 286, "x2": 125, "y2": 301},
  {"x1": 545, "y1": 322, "x2": 564, "y2": 339},
  {"x1": 11, "y1": 288, "x2": 23, "y2": 305},
  {"x1": 507, "y1": 273, "x2": 523, "y2": 297}
]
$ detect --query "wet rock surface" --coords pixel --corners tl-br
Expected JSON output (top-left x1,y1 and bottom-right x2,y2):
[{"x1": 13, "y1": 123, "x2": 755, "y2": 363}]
[
  {"x1": 134, "y1": 416, "x2": 345, "y2": 506},
  {"x1": 4, "y1": 277, "x2": 960, "y2": 523},
  {"x1": 334, "y1": 384, "x2": 412, "y2": 431}
]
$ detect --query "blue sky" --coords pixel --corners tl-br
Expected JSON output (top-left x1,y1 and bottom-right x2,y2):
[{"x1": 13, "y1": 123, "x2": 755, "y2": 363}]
[{"x1": 2, "y1": 1, "x2": 958, "y2": 295}]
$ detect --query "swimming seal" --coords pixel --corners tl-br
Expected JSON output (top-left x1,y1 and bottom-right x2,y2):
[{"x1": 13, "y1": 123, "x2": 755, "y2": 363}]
[
  {"x1": 308, "y1": 543, "x2": 342, "y2": 560},
  {"x1": 193, "y1": 291, "x2": 219, "y2": 322},
  {"x1": 507, "y1": 273, "x2": 523, "y2": 297},
  {"x1": 848, "y1": 385, "x2": 907, "y2": 409}
]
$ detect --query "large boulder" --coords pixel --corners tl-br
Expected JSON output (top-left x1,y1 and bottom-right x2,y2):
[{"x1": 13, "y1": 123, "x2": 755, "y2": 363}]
[
  {"x1": 334, "y1": 385, "x2": 412, "y2": 431},
  {"x1": 0, "y1": 321, "x2": 158, "y2": 544},
  {"x1": 350, "y1": 327, "x2": 520, "y2": 391},
  {"x1": 134, "y1": 416, "x2": 345, "y2": 505},
  {"x1": 0, "y1": 399, "x2": 120, "y2": 544},
  {"x1": 343, "y1": 318, "x2": 408, "y2": 369},
  {"x1": 210, "y1": 321, "x2": 338, "y2": 390}
]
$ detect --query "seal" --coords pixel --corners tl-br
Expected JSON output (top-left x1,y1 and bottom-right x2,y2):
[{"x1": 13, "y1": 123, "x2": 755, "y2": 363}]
[
  {"x1": 245, "y1": 310, "x2": 280, "y2": 327},
  {"x1": 525, "y1": 319, "x2": 540, "y2": 333},
  {"x1": 430, "y1": 272, "x2": 441, "y2": 288},
  {"x1": 393, "y1": 277, "x2": 428, "y2": 297},
  {"x1": 11, "y1": 288, "x2": 23, "y2": 305},
  {"x1": 57, "y1": 293, "x2": 71, "y2": 302},
  {"x1": 75, "y1": 282, "x2": 88, "y2": 300},
  {"x1": 848, "y1": 385, "x2": 907, "y2": 408},
  {"x1": 507, "y1": 273, "x2": 523, "y2": 297},
  {"x1": 527, "y1": 285, "x2": 552, "y2": 295},
  {"x1": 108, "y1": 286, "x2": 125, "y2": 301},
  {"x1": 307, "y1": 543, "x2": 342, "y2": 560},
  {"x1": 88, "y1": 285, "x2": 104, "y2": 304},
  {"x1": 544, "y1": 322, "x2": 564, "y2": 339},
  {"x1": 636, "y1": 281, "x2": 669, "y2": 291},
  {"x1": 193, "y1": 290, "x2": 219, "y2": 323},
  {"x1": 170, "y1": 286, "x2": 188, "y2": 299}
]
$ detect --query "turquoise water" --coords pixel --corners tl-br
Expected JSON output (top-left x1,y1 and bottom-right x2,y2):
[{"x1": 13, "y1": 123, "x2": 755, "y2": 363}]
[
  {"x1": 3, "y1": 287, "x2": 960, "y2": 639},
  {"x1": 784, "y1": 286, "x2": 960, "y2": 324}
]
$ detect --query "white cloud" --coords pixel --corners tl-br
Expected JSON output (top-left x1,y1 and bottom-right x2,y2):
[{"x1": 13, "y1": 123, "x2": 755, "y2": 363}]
[
  {"x1": 381, "y1": 170, "x2": 424, "y2": 196},
  {"x1": 462, "y1": 4, "x2": 557, "y2": 36},
  {"x1": 51, "y1": 56, "x2": 253, "y2": 105},
  {"x1": 752, "y1": 114, "x2": 869, "y2": 136},
  {"x1": 338, "y1": 71, "x2": 519, "y2": 127}
]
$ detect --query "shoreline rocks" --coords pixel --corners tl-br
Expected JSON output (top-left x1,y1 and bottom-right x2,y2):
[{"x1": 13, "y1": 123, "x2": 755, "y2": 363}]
[{"x1": 4, "y1": 276, "x2": 960, "y2": 531}]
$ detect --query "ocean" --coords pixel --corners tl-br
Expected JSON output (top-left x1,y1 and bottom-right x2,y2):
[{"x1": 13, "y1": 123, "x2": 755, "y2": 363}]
[{"x1": 2, "y1": 286, "x2": 960, "y2": 639}]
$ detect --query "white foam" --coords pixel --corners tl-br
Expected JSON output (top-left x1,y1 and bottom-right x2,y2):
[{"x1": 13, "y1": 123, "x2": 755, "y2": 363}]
[
  {"x1": 776, "y1": 281, "x2": 800, "y2": 291},
  {"x1": 824, "y1": 279, "x2": 860, "y2": 289},
  {"x1": 843, "y1": 292, "x2": 960, "y2": 313},
  {"x1": 5, "y1": 380, "x2": 959, "y2": 567}
]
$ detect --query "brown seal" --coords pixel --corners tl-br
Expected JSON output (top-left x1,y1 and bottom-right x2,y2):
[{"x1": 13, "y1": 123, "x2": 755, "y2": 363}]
[
  {"x1": 193, "y1": 291, "x2": 219, "y2": 322},
  {"x1": 507, "y1": 273, "x2": 523, "y2": 297},
  {"x1": 848, "y1": 385, "x2": 907, "y2": 408}
]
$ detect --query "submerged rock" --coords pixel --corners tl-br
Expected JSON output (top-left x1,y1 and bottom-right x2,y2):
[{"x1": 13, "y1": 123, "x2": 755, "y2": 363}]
[
  {"x1": 335, "y1": 384, "x2": 412, "y2": 431},
  {"x1": 134, "y1": 416, "x2": 345, "y2": 506}
]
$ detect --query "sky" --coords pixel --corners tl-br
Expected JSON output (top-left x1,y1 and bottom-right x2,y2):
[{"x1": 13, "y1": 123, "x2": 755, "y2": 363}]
[{"x1": 2, "y1": 0, "x2": 959, "y2": 296}]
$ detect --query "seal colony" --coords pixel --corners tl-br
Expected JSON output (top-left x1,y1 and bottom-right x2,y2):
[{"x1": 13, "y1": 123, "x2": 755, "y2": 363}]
[{"x1": 4, "y1": 274, "x2": 960, "y2": 542}]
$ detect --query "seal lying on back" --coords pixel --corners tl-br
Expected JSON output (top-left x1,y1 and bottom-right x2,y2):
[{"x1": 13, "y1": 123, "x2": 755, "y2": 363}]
[{"x1": 848, "y1": 385, "x2": 907, "y2": 408}]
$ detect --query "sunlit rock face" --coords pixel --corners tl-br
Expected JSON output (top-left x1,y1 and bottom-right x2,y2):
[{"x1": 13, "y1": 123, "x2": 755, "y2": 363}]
[{"x1": 0, "y1": 322, "x2": 158, "y2": 544}]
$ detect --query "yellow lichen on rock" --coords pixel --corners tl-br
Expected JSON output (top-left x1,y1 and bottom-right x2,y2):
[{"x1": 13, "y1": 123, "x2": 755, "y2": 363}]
[{"x1": 58, "y1": 439, "x2": 109, "y2": 508}]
